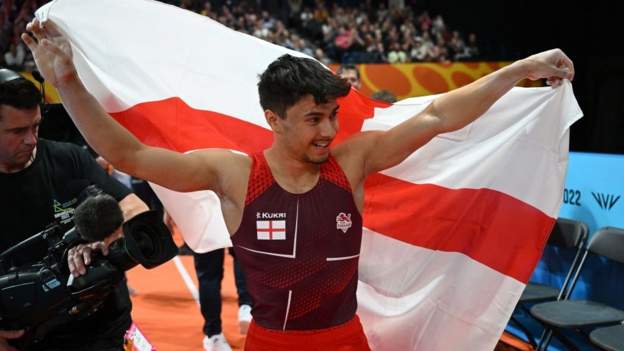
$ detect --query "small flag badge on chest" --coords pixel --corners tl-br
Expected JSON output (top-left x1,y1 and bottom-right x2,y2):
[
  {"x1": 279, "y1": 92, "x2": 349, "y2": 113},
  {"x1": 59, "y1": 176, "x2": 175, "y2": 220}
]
[{"x1": 256, "y1": 219, "x2": 286, "y2": 240}]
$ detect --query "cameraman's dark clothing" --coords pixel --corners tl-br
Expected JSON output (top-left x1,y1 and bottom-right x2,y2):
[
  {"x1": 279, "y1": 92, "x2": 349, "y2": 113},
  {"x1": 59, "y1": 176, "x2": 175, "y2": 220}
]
[{"x1": 0, "y1": 139, "x2": 132, "y2": 350}]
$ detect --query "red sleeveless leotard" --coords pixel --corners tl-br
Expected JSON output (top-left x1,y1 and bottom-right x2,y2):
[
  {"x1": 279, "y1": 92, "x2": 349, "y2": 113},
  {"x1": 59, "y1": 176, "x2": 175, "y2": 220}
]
[{"x1": 231, "y1": 152, "x2": 363, "y2": 331}]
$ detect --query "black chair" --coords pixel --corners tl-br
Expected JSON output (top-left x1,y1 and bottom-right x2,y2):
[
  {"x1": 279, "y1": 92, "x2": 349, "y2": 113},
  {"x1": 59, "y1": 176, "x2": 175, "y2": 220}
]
[
  {"x1": 590, "y1": 324, "x2": 624, "y2": 351},
  {"x1": 531, "y1": 227, "x2": 624, "y2": 351},
  {"x1": 508, "y1": 218, "x2": 588, "y2": 345}
]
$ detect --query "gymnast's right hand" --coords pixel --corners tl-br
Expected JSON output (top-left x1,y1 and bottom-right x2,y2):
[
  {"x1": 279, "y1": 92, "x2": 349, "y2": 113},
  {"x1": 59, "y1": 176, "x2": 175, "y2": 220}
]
[{"x1": 21, "y1": 18, "x2": 77, "y2": 88}]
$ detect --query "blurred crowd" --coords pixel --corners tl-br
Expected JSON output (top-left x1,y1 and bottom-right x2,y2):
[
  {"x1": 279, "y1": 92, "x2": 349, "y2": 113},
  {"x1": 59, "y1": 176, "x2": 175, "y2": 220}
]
[
  {"x1": 0, "y1": 0, "x2": 46, "y2": 71},
  {"x1": 172, "y1": 0, "x2": 480, "y2": 64},
  {"x1": 2, "y1": 0, "x2": 482, "y2": 71}
]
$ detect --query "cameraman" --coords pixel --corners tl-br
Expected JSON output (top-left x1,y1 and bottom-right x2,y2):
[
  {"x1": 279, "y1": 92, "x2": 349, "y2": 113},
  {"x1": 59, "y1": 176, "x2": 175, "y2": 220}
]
[{"x1": 0, "y1": 69, "x2": 148, "y2": 350}]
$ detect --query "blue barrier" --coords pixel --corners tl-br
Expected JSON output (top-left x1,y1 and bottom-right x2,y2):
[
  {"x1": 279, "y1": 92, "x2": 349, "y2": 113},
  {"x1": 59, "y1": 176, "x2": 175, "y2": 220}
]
[
  {"x1": 506, "y1": 151, "x2": 624, "y2": 349},
  {"x1": 559, "y1": 152, "x2": 624, "y2": 234}
]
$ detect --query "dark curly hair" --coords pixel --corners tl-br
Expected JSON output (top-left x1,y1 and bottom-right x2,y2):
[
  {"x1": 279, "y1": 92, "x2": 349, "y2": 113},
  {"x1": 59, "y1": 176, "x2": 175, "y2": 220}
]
[{"x1": 258, "y1": 55, "x2": 351, "y2": 119}]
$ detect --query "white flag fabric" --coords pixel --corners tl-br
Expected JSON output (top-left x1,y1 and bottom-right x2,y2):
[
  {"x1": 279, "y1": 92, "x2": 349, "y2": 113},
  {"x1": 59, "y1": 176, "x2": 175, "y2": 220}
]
[{"x1": 37, "y1": 0, "x2": 582, "y2": 350}]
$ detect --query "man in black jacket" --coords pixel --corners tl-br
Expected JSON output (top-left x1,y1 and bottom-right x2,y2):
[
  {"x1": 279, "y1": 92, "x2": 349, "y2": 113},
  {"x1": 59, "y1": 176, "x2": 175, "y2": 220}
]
[{"x1": 0, "y1": 69, "x2": 148, "y2": 351}]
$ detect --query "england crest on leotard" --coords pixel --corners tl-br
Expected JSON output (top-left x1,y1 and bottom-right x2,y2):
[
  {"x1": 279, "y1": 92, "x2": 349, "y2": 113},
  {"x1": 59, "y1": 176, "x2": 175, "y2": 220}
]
[{"x1": 336, "y1": 212, "x2": 352, "y2": 233}]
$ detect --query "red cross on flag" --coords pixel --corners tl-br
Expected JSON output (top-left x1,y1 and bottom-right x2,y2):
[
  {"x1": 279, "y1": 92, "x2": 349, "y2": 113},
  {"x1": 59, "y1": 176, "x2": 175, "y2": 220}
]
[
  {"x1": 40, "y1": 1, "x2": 582, "y2": 349},
  {"x1": 256, "y1": 220, "x2": 286, "y2": 240}
]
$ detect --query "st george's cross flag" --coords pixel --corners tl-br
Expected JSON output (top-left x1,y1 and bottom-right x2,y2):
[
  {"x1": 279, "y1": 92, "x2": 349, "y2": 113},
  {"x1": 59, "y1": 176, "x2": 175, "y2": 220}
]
[
  {"x1": 36, "y1": 0, "x2": 582, "y2": 349},
  {"x1": 256, "y1": 220, "x2": 286, "y2": 240}
]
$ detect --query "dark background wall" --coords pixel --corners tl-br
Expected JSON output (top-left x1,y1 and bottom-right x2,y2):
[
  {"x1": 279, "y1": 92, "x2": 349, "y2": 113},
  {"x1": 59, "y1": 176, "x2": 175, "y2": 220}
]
[{"x1": 414, "y1": 0, "x2": 623, "y2": 154}]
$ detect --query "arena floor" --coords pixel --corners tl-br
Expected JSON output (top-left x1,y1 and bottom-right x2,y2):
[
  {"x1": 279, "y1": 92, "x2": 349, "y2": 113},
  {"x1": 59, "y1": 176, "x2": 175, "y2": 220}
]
[
  {"x1": 128, "y1": 236, "x2": 246, "y2": 351},
  {"x1": 127, "y1": 233, "x2": 531, "y2": 351}
]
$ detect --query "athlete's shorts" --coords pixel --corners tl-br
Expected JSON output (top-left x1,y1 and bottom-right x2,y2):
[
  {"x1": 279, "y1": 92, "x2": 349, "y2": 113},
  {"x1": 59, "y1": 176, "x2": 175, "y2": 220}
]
[{"x1": 243, "y1": 315, "x2": 371, "y2": 351}]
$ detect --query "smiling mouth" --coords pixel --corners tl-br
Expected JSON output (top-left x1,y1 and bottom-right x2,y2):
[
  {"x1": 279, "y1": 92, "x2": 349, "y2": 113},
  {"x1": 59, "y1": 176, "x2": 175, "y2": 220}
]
[{"x1": 312, "y1": 141, "x2": 331, "y2": 148}]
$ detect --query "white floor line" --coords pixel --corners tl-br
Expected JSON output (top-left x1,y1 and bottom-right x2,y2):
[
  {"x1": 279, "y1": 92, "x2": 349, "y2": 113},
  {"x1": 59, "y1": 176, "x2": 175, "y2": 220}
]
[{"x1": 172, "y1": 255, "x2": 200, "y2": 305}]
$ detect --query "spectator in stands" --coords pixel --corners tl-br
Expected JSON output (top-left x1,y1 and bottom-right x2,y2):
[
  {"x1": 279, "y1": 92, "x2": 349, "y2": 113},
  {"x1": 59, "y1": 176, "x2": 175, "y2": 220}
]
[
  {"x1": 448, "y1": 30, "x2": 466, "y2": 61},
  {"x1": 364, "y1": 32, "x2": 385, "y2": 62},
  {"x1": 200, "y1": 2, "x2": 215, "y2": 18},
  {"x1": 314, "y1": 47, "x2": 331, "y2": 65},
  {"x1": 417, "y1": 11, "x2": 432, "y2": 34},
  {"x1": 454, "y1": 32, "x2": 479, "y2": 61},
  {"x1": 431, "y1": 14, "x2": 447, "y2": 38},
  {"x1": 387, "y1": 42, "x2": 408, "y2": 63},
  {"x1": 336, "y1": 63, "x2": 361, "y2": 90},
  {"x1": 466, "y1": 32, "x2": 480, "y2": 59},
  {"x1": 290, "y1": 33, "x2": 314, "y2": 57},
  {"x1": 410, "y1": 37, "x2": 427, "y2": 61}
]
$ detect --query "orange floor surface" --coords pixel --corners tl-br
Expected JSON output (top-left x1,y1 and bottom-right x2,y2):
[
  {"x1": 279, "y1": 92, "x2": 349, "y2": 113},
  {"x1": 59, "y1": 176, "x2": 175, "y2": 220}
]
[
  {"x1": 128, "y1": 254, "x2": 523, "y2": 351},
  {"x1": 127, "y1": 253, "x2": 246, "y2": 351},
  {"x1": 127, "y1": 228, "x2": 519, "y2": 351}
]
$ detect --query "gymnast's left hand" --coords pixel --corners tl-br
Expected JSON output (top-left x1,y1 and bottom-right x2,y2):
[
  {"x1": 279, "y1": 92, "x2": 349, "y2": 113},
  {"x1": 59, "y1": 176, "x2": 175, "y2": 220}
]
[
  {"x1": 21, "y1": 18, "x2": 78, "y2": 88},
  {"x1": 520, "y1": 48, "x2": 574, "y2": 87}
]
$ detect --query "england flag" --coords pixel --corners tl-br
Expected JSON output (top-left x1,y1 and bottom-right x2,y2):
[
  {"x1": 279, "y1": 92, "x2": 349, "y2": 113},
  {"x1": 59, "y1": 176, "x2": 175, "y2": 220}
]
[{"x1": 256, "y1": 220, "x2": 286, "y2": 240}]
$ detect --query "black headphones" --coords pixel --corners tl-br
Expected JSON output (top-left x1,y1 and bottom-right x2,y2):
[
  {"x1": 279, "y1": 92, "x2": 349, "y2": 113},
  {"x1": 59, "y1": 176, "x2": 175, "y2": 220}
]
[
  {"x1": 0, "y1": 68, "x2": 23, "y2": 85},
  {"x1": 0, "y1": 68, "x2": 47, "y2": 114}
]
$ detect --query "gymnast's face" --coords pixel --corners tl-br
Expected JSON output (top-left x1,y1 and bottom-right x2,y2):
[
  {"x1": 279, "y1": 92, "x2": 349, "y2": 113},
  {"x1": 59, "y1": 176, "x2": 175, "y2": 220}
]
[{"x1": 266, "y1": 95, "x2": 339, "y2": 165}]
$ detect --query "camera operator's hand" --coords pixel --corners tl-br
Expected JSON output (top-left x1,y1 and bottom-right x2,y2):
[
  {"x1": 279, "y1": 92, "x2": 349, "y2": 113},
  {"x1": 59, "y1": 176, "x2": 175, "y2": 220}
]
[
  {"x1": 0, "y1": 329, "x2": 24, "y2": 351},
  {"x1": 95, "y1": 156, "x2": 113, "y2": 175},
  {"x1": 68, "y1": 229, "x2": 122, "y2": 277}
]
